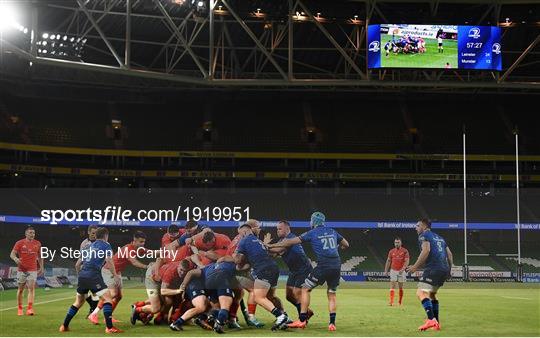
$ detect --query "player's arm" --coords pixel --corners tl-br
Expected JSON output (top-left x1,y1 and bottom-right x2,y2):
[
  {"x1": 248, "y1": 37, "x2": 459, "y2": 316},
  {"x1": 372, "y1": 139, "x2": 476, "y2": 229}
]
[
  {"x1": 339, "y1": 237, "x2": 349, "y2": 250},
  {"x1": 384, "y1": 254, "x2": 391, "y2": 274},
  {"x1": 407, "y1": 241, "x2": 430, "y2": 273},
  {"x1": 128, "y1": 257, "x2": 148, "y2": 269},
  {"x1": 199, "y1": 250, "x2": 220, "y2": 261},
  {"x1": 38, "y1": 254, "x2": 44, "y2": 276},
  {"x1": 190, "y1": 253, "x2": 205, "y2": 268},
  {"x1": 184, "y1": 228, "x2": 212, "y2": 246},
  {"x1": 267, "y1": 246, "x2": 286, "y2": 256},
  {"x1": 10, "y1": 249, "x2": 20, "y2": 266},
  {"x1": 75, "y1": 258, "x2": 82, "y2": 273},
  {"x1": 446, "y1": 246, "x2": 454, "y2": 269},
  {"x1": 165, "y1": 240, "x2": 181, "y2": 252},
  {"x1": 402, "y1": 255, "x2": 410, "y2": 273},
  {"x1": 160, "y1": 277, "x2": 185, "y2": 296},
  {"x1": 179, "y1": 268, "x2": 202, "y2": 292},
  {"x1": 217, "y1": 255, "x2": 235, "y2": 263},
  {"x1": 104, "y1": 255, "x2": 118, "y2": 278},
  {"x1": 268, "y1": 236, "x2": 301, "y2": 248}
]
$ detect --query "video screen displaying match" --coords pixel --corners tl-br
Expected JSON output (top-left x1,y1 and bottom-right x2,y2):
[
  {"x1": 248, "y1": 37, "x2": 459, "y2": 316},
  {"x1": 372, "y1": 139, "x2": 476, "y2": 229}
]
[{"x1": 367, "y1": 24, "x2": 502, "y2": 70}]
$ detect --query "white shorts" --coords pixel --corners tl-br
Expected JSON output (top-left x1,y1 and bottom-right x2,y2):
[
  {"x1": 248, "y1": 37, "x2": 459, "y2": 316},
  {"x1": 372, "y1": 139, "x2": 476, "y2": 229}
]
[
  {"x1": 17, "y1": 271, "x2": 37, "y2": 285},
  {"x1": 144, "y1": 263, "x2": 160, "y2": 297},
  {"x1": 418, "y1": 282, "x2": 439, "y2": 293},
  {"x1": 102, "y1": 268, "x2": 122, "y2": 288},
  {"x1": 390, "y1": 269, "x2": 406, "y2": 283},
  {"x1": 236, "y1": 275, "x2": 254, "y2": 290}
]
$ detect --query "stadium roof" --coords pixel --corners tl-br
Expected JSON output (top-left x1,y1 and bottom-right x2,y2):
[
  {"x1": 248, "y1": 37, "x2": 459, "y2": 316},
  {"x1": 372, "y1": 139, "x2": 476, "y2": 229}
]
[{"x1": 0, "y1": 0, "x2": 539, "y2": 93}]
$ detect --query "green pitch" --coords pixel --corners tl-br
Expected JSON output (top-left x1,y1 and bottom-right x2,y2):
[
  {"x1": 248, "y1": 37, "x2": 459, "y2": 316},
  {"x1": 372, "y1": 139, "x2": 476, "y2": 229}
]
[
  {"x1": 380, "y1": 35, "x2": 458, "y2": 69},
  {"x1": 1, "y1": 282, "x2": 539, "y2": 336}
]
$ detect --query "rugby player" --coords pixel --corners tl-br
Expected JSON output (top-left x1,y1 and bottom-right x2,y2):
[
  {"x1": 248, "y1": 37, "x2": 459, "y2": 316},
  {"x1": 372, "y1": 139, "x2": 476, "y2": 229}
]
[
  {"x1": 234, "y1": 224, "x2": 289, "y2": 331},
  {"x1": 59, "y1": 227, "x2": 122, "y2": 333},
  {"x1": 88, "y1": 231, "x2": 149, "y2": 324},
  {"x1": 270, "y1": 212, "x2": 349, "y2": 331},
  {"x1": 269, "y1": 221, "x2": 314, "y2": 320},
  {"x1": 384, "y1": 237, "x2": 409, "y2": 306},
  {"x1": 406, "y1": 219, "x2": 453, "y2": 331},
  {"x1": 131, "y1": 259, "x2": 193, "y2": 325},
  {"x1": 172, "y1": 256, "x2": 238, "y2": 333},
  {"x1": 226, "y1": 219, "x2": 265, "y2": 328},
  {"x1": 161, "y1": 224, "x2": 184, "y2": 248},
  {"x1": 10, "y1": 226, "x2": 44, "y2": 316},
  {"x1": 78, "y1": 225, "x2": 99, "y2": 317}
]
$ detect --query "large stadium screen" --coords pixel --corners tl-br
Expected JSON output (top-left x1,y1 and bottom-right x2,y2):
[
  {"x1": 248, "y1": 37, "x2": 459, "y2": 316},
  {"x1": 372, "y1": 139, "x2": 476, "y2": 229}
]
[{"x1": 367, "y1": 24, "x2": 502, "y2": 70}]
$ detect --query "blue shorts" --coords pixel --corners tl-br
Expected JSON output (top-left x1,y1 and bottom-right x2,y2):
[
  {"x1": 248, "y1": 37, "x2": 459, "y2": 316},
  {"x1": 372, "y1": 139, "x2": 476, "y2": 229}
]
[
  {"x1": 206, "y1": 271, "x2": 233, "y2": 291},
  {"x1": 304, "y1": 266, "x2": 341, "y2": 292},
  {"x1": 287, "y1": 268, "x2": 312, "y2": 288},
  {"x1": 77, "y1": 271, "x2": 107, "y2": 296},
  {"x1": 186, "y1": 278, "x2": 207, "y2": 301},
  {"x1": 207, "y1": 288, "x2": 235, "y2": 303},
  {"x1": 419, "y1": 269, "x2": 448, "y2": 288},
  {"x1": 252, "y1": 264, "x2": 279, "y2": 288}
]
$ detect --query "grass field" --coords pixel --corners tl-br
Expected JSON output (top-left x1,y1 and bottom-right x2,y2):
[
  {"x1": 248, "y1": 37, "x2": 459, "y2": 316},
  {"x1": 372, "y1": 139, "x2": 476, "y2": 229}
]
[
  {"x1": 1, "y1": 282, "x2": 539, "y2": 336},
  {"x1": 380, "y1": 35, "x2": 458, "y2": 69}
]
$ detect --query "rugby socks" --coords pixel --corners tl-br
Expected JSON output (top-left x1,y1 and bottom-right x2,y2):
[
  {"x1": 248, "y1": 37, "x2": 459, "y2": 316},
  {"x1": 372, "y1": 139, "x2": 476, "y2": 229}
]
[
  {"x1": 299, "y1": 312, "x2": 308, "y2": 322},
  {"x1": 63, "y1": 305, "x2": 79, "y2": 327},
  {"x1": 398, "y1": 289, "x2": 404, "y2": 305},
  {"x1": 86, "y1": 296, "x2": 98, "y2": 313},
  {"x1": 173, "y1": 317, "x2": 185, "y2": 326},
  {"x1": 270, "y1": 307, "x2": 283, "y2": 318},
  {"x1": 210, "y1": 309, "x2": 220, "y2": 320},
  {"x1": 294, "y1": 303, "x2": 302, "y2": 316},
  {"x1": 247, "y1": 303, "x2": 257, "y2": 316},
  {"x1": 27, "y1": 302, "x2": 33, "y2": 310},
  {"x1": 217, "y1": 309, "x2": 229, "y2": 324},
  {"x1": 421, "y1": 298, "x2": 435, "y2": 320},
  {"x1": 329, "y1": 312, "x2": 336, "y2": 325},
  {"x1": 229, "y1": 301, "x2": 239, "y2": 320},
  {"x1": 432, "y1": 299, "x2": 439, "y2": 322},
  {"x1": 103, "y1": 302, "x2": 113, "y2": 329},
  {"x1": 91, "y1": 299, "x2": 104, "y2": 316},
  {"x1": 389, "y1": 289, "x2": 395, "y2": 305}
]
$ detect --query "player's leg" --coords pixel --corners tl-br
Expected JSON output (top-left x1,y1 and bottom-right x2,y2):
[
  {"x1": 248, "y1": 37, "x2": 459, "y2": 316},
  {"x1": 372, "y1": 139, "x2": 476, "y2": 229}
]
[
  {"x1": 267, "y1": 287, "x2": 284, "y2": 312},
  {"x1": 327, "y1": 290, "x2": 337, "y2": 331},
  {"x1": 133, "y1": 264, "x2": 161, "y2": 324},
  {"x1": 290, "y1": 266, "x2": 324, "y2": 327},
  {"x1": 430, "y1": 291, "x2": 439, "y2": 323},
  {"x1": 213, "y1": 293, "x2": 234, "y2": 333},
  {"x1": 252, "y1": 278, "x2": 288, "y2": 330},
  {"x1": 60, "y1": 292, "x2": 87, "y2": 331},
  {"x1": 325, "y1": 269, "x2": 340, "y2": 331},
  {"x1": 109, "y1": 285, "x2": 122, "y2": 322},
  {"x1": 170, "y1": 295, "x2": 208, "y2": 330},
  {"x1": 25, "y1": 272, "x2": 37, "y2": 315},
  {"x1": 237, "y1": 275, "x2": 263, "y2": 327},
  {"x1": 416, "y1": 281, "x2": 439, "y2": 331},
  {"x1": 286, "y1": 285, "x2": 301, "y2": 316},
  {"x1": 16, "y1": 272, "x2": 26, "y2": 315},
  {"x1": 389, "y1": 273, "x2": 397, "y2": 306},
  {"x1": 98, "y1": 288, "x2": 122, "y2": 332},
  {"x1": 155, "y1": 295, "x2": 173, "y2": 324},
  {"x1": 85, "y1": 293, "x2": 98, "y2": 317},
  {"x1": 398, "y1": 280, "x2": 404, "y2": 305},
  {"x1": 227, "y1": 289, "x2": 242, "y2": 328}
]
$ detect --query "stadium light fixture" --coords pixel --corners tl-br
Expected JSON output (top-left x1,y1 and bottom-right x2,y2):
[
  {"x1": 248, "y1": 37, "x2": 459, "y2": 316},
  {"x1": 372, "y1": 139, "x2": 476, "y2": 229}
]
[
  {"x1": 251, "y1": 8, "x2": 266, "y2": 19},
  {"x1": 0, "y1": 2, "x2": 18, "y2": 32}
]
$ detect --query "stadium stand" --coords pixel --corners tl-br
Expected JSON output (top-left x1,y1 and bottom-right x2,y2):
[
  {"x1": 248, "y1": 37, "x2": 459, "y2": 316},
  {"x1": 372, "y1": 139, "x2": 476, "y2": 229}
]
[{"x1": 1, "y1": 93, "x2": 539, "y2": 155}]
